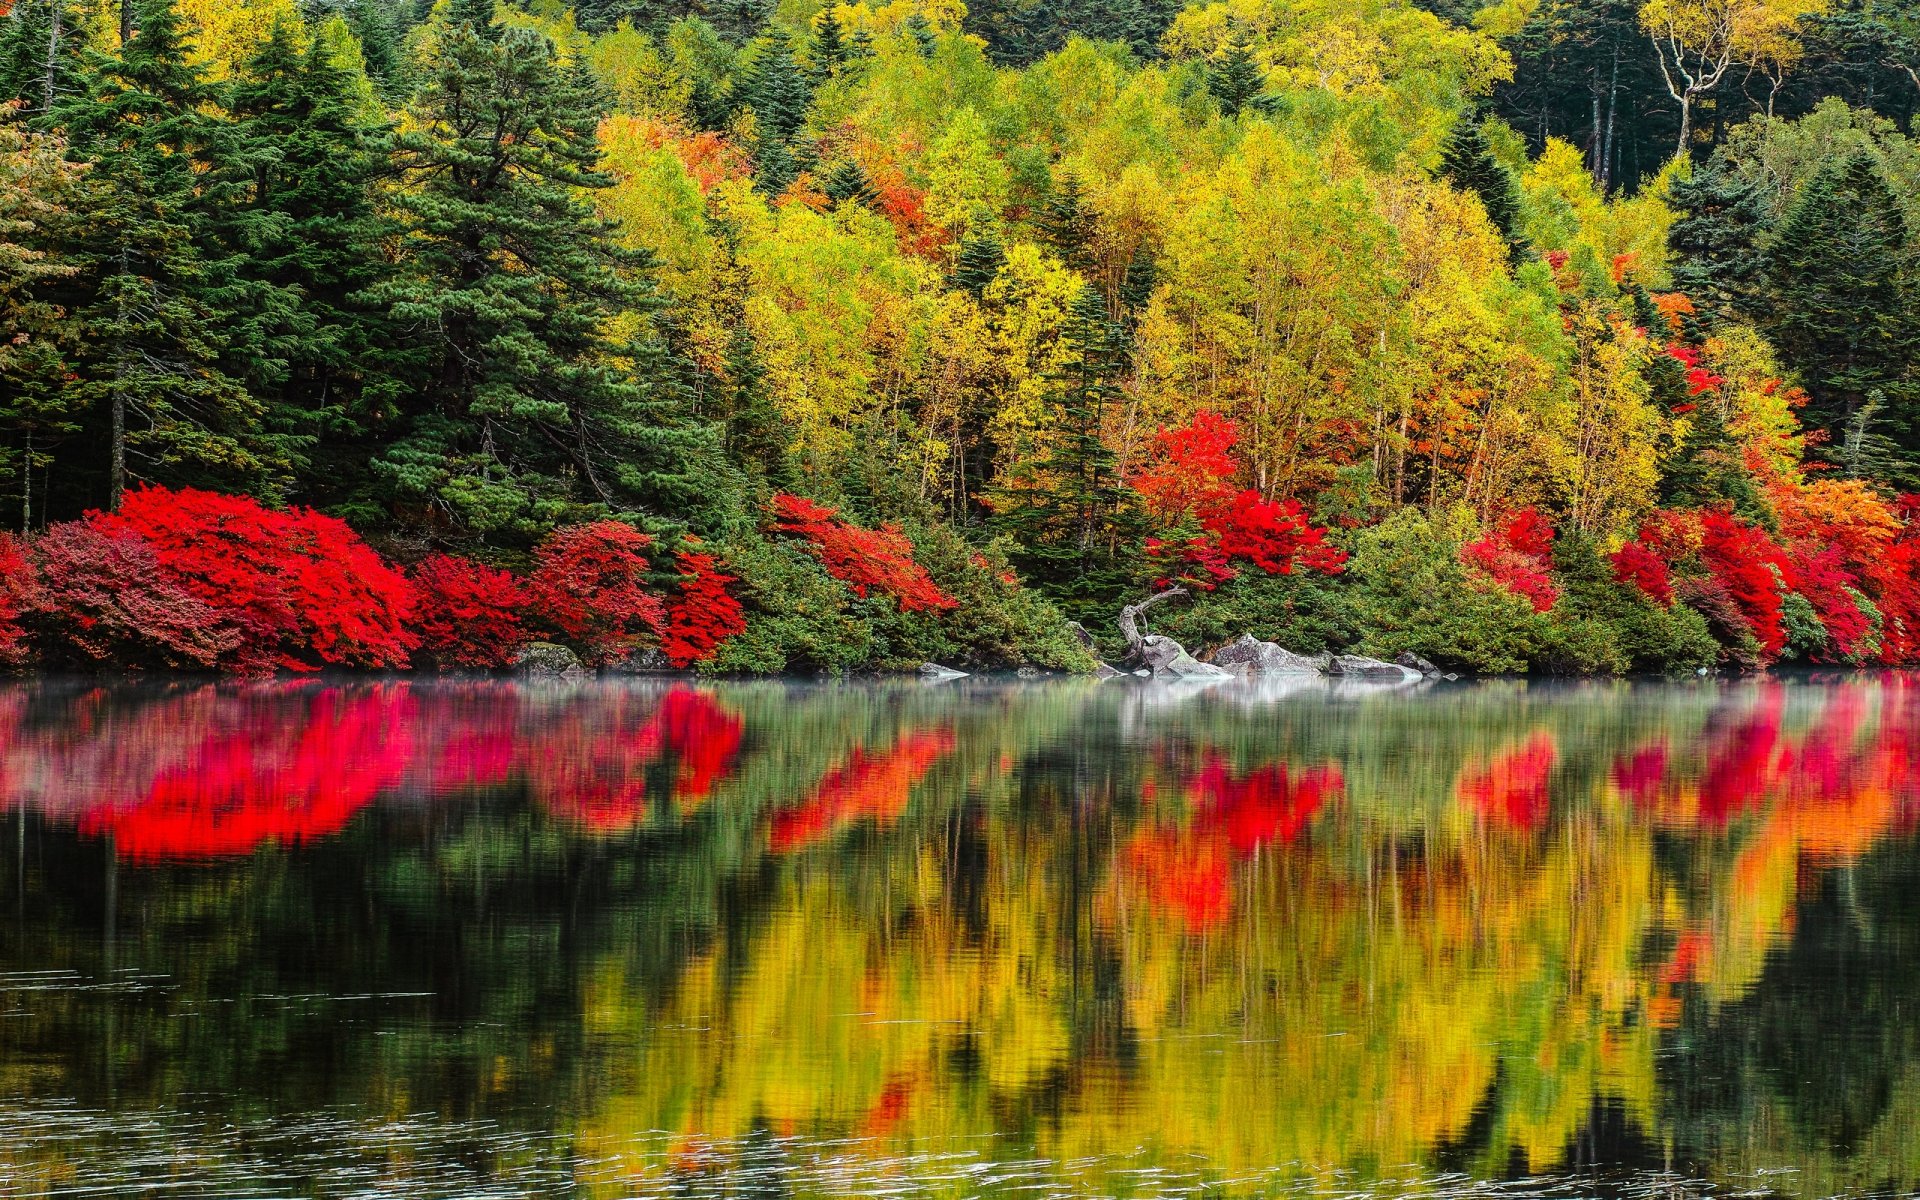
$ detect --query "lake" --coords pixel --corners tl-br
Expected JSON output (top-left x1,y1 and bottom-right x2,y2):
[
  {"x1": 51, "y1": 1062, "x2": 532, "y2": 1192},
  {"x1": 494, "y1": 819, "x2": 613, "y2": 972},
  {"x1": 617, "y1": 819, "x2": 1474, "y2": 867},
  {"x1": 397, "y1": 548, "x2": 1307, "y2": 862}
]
[{"x1": 0, "y1": 673, "x2": 1916, "y2": 1198}]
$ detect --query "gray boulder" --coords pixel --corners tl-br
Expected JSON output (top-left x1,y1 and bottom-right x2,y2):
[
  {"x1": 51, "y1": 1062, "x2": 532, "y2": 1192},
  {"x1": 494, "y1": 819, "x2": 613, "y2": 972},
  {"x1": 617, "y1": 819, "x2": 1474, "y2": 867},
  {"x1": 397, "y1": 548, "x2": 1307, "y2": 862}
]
[
  {"x1": 1141, "y1": 634, "x2": 1233, "y2": 680},
  {"x1": 1213, "y1": 634, "x2": 1325, "y2": 675},
  {"x1": 1327, "y1": 654, "x2": 1423, "y2": 683},
  {"x1": 605, "y1": 648, "x2": 674, "y2": 674},
  {"x1": 513, "y1": 642, "x2": 588, "y2": 679},
  {"x1": 919, "y1": 662, "x2": 969, "y2": 681}
]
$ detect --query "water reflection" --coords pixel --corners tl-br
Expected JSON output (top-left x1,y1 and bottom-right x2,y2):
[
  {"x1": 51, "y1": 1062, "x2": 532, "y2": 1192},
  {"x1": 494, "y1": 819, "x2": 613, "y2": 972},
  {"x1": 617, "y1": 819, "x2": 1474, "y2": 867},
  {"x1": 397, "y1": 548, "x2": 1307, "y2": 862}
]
[{"x1": 0, "y1": 674, "x2": 1917, "y2": 1197}]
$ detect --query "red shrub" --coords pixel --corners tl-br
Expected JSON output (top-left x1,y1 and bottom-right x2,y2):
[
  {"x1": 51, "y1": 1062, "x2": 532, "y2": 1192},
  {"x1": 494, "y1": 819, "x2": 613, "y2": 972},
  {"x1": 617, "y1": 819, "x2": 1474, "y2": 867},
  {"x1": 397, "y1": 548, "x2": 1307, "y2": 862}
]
[
  {"x1": 1463, "y1": 508, "x2": 1558, "y2": 612},
  {"x1": 768, "y1": 494, "x2": 956, "y2": 612},
  {"x1": 1789, "y1": 543, "x2": 1875, "y2": 662},
  {"x1": 528, "y1": 521, "x2": 667, "y2": 666},
  {"x1": 1209, "y1": 491, "x2": 1347, "y2": 576},
  {"x1": 1699, "y1": 510, "x2": 1791, "y2": 660},
  {"x1": 410, "y1": 554, "x2": 528, "y2": 669},
  {"x1": 0, "y1": 533, "x2": 37, "y2": 666},
  {"x1": 661, "y1": 549, "x2": 746, "y2": 667},
  {"x1": 1130, "y1": 410, "x2": 1240, "y2": 524},
  {"x1": 1611, "y1": 540, "x2": 1673, "y2": 606},
  {"x1": 96, "y1": 486, "x2": 417, "y2": 670},
  {"x1": 29, "y1": 522, "x2": 246, "y2": 670}
]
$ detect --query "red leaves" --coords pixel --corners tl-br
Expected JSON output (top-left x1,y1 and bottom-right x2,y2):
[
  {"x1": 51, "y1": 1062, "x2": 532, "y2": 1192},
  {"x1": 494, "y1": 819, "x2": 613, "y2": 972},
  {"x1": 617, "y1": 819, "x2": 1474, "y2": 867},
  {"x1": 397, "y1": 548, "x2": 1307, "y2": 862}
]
[
  {"x1": 0, "y1": 533, "x2": 37, "y2": 666},
  {"x1": 768, "y1": 494, "x2": 956, "y2": 612},
  {"x1": 410, "y1": 554, "x2": 528, "y2": 669},
  {"x1": 93, "y1": 486, "x2": 418, "y2": 671},
  {"x1": 1789, "y1": 543, "x2": 1874, "y2": 662},
  {"x1": 661, "y1": 550, "x2": 746, "y2": 669},
  {"x1": 1210, "y1": 492, "x2": 1349, "y2": 576},
  {"x1": 29, "y1": 521, "x2": 245, "y2": 669},
  {"x1": 1666, "y1": 343, "x2": 1726, "y2": 397},
  {"x1": 1130, "y1": 410, "x2": 1241, "y2": 525},
  {"x1": 528, "y1": 522, "x2": 667, "y2": 666},
  {"x1": 1700, "y1": 510, "x2": 1792, "y2": 660},
  {"x1": 1462, "y1": 508, "x2": 1558, "y2": 612},
  {"x1": 1610, "y1": 539, "x2": 1673, "y2": 606}
]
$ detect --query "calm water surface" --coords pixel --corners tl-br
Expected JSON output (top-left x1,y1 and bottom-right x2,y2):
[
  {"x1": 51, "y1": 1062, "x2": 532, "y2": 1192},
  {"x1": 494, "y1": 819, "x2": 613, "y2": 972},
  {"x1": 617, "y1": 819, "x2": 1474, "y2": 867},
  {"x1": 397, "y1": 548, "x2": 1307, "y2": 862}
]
[{"x1": 0, "y1": 674, "x2": 1917, "y2": 1198}]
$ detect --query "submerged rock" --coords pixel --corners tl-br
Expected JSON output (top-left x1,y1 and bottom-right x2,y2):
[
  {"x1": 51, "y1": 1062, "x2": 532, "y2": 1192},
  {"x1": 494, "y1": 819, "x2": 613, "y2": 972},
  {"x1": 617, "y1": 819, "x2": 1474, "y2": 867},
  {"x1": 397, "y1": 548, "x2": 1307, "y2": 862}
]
[
  {"x1": 1093, "y1": 662, "x2": 1126, "y2": 680},
  {"x1": 513, "y1": 642, "x2": 587, "y2": 679},
  {"x1": 1394, "y1": 651, "x2": 1458, "y2": 681},
  {"x1": 919, "y1": 662, "x2": 969, "y2": 681},
  {"x1": 1213, "y1": 635, "x2": 1325, "y2": 675},
  {"x1": 1327, "y1": 654, "x2": 1423, "y2": 684}
]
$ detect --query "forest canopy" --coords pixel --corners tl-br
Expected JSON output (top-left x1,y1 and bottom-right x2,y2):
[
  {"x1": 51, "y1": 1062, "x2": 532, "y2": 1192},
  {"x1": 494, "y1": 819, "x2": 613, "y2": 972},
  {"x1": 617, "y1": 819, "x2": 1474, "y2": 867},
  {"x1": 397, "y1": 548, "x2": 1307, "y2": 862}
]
[{"x1": 0, "y1": 0, "x2": 1916, "y2": 673}]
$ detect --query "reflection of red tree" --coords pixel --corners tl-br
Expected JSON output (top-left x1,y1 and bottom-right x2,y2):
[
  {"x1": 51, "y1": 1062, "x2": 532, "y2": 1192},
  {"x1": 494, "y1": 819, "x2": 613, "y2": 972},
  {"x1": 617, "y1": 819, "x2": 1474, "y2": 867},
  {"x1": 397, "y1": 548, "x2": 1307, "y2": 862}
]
[
  {"x1": 1126, "y1": 756, "x2": 1342, "y2": 928},
  {"x1": 532, "y1": 687, "x2": 746, "y2": 831},
  {"x1": 77, "y1": 687, "x2": 415, "y2": 860},
  {"x1": 768, "y1": 729, "x2": 956, "y2": 851},
  {"x1": 1457, "y1": 732, "x2": 1557, "y2": 829}
]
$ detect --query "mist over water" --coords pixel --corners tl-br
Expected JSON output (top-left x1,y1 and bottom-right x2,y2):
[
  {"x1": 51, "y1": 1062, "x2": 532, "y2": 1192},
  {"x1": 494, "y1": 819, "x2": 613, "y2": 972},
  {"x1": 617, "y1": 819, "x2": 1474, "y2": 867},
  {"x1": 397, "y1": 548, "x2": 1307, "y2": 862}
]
[{"x1": 1, "y1": 674, "x2": 1917, "y2": 1198}]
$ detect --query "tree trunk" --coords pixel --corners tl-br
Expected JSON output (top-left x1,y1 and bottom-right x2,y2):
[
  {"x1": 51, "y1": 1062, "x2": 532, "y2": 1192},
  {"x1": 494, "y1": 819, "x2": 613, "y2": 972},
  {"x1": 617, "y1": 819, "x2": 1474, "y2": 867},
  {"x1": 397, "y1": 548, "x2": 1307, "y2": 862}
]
[
  {"x1": 43, "y1": 0, "x2": 61, "y2": 112},
  {"x1": 1117, "y1": 586, "x2": 1188, "y2": 660},
  {"x1": 119, "y1": 0, "x2": 132, "y2": 46}
]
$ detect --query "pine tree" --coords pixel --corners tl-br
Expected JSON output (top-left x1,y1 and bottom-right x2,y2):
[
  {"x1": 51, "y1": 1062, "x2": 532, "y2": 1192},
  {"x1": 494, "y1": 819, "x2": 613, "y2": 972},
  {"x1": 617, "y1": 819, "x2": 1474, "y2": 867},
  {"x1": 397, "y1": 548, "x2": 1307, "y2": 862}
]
[
  {"x1": 952, "y1": 234, "x2": 1005, "y2": 297},
  {"x1": 0, "y1": 0, "x2": 86, "y2": 118},
  {"x1": 1761, "y1": 153, "x2": 1916, "y2": 473},
  {"x1": 810, "y1": 3, "x2": 845, "y2": 84},
  {"x1": 738, "y1": 36, "x2": 810, "y2": 194},
  {"x1": 822, "y1": 158, "x2": 877, "y2": 209},
  {"x1": 989, "y1": 285, "x2": 1143, "y2": 616},
  {"x1": 1207, "y1": 31, "x2": 1263, "y2": 117},
  {"x1": 53, "y1": 0, "x2": 266, "y2": 510},
  {"x1": 1438, "y1": 113, "x2": 1525, "y2": 261},
  {"x1": 1038, "y1": 173, "x2": 1097, "y2": 274},
  {"x1": 1667, "y1": 161, "x2": 1769, "y2": 322},
  {"x1": 220, "y1": 16, "x2": 398, "y2": 498},
  {"x1": 368, "y1": 0, "x2": 715, "y2": 536}
]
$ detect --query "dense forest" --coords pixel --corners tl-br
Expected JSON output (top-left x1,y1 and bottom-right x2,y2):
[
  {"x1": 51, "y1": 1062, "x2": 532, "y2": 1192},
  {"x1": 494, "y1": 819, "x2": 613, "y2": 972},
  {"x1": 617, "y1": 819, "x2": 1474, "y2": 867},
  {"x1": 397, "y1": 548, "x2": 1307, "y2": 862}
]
[{"x1": 0, "y1": 0, "x2": 1916, "y2": 674}]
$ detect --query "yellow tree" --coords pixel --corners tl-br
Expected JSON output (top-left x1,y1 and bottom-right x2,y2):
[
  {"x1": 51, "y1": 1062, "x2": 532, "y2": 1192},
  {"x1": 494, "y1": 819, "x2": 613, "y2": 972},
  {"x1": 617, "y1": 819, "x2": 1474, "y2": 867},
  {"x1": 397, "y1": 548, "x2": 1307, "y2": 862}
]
[{"x1": 1640, "y1": 0, "x2": 1827, "y2": 152}]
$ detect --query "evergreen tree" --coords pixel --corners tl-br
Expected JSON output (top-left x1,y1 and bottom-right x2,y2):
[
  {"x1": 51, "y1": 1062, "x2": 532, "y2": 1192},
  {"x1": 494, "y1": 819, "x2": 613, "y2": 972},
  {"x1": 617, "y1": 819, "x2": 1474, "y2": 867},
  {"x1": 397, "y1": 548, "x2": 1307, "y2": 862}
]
[
  {"x1": 1761, "y1": 153, "x2": 1917, "y2": 473},
  {"x1": 1039, "y1": 173, "x2": 1097, "y2": 274},
  {"x1": 220, "y1": 16, "x2": 398, "y2": 499},
  {"x1": 1207, "y1": 30, "x2": 1264, "y2": 117},
  {"x1": 1438, "y1": 113, "x2": 1525, "y2": 260},
  {"x1": 1667, "y1": 161, "x2": 1770, "y2": 321},
  {"x1": 738, "y1": 36, "x2": 810, "y2": 194},
  {"x1": 52, "y1": 0, "x2": 266, "y2": 511},
  {"x1": 822, "y1": 158, "x2": 877, "y2": 209},
  {"x1": 0, "y1": 0, "x2": 87, "y2": 118},
  {"x1": 1118, "y1": 248, "x2": 1157, "y2": 318},
  {"x1": 369, "y1": 0, "x2": 714, "y2": 536},
  {"x1": 990, "y1": 285, "x2": 1143, "y2": 616},
  {"x1": 952, "y1": 233, "x2": 1005, "y2": 297},
  {"x1": 809, "y1": 4, "x2": 845, "y2": 84}
]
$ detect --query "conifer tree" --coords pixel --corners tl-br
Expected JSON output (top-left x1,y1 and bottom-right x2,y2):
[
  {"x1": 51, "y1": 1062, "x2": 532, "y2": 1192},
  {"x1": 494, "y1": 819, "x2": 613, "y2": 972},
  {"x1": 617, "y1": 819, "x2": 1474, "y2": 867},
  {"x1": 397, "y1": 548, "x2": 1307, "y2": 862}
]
[
  {"x1": 0, "y1": 0, "x2": 86, "y2": 117},
  {"x1": 738, "y1": 36, "x2": 809, "y2": 194},
  {"x1": 1761, "y1": 153, "x2": 1916, "y2": 471},
  {"x1": 990, "y1": 285, "x2": 1143, "y2": 615},
  {"x1": 952, "y1": 234, "x2": 1005, "y2": 297},
  {"x1": 810, "y1": 4, "x2": 845, "y2": 84},
  {"x1": 1207, "y1": 30, "x2": 1264, "y2": 116},
  {"x1": 220, "y1": 16, "x2": 397, "y2": 495},
  {"x1": 53, "y1": 0, "x2": 266, "y2": 510},
  {"x1": 369, "y1": 0, "x2": 714, "y2": 536},
  {"x1": 822, "y1": 158, "x2": 877, "y2": 209},
  {"x1": 1667, "y1": 161, "x2": 1770, "y2": 322},
  {"x1": 1438, "y1": 113, "x2": 1524, "y2": 260},
  {"x1": 1039, "y1": 173, "x2": 1097, "y2": 274}
]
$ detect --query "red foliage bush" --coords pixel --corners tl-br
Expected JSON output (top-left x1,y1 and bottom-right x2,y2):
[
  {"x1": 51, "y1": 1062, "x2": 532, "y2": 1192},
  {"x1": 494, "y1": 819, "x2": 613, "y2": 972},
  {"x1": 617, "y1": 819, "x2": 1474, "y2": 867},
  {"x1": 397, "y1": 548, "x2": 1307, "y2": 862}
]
[
  {"x1": 95, "y1": 486, "x2": 417, "y2": 671},
  {"x1": 28, "y1": 521, "x2": 247, "y2": 669},
  {"x1": 1130, "y1": 410, "x2": 1241, "y2": 524},
  {"x1": 528, "y1": 521, "x2": 667, "y2": 666},
  {"x1": 1789, "y1": 542, "x2": 1875, "y2": 662},
  {"x1": 768, "y1": 494, "x2": 957, "y2": 612},
  {"x1": 661, "y1": 549, "x2": 746, "y2": 667},
  {"x1": 1610, "y1": 539, "x2": 1673, "y2": 606},
  {"x1": 1699, "y1": 510, "x2": 1792, "y2": 659},
  {"x1": 1462, "y1": 508, "x2": 1558, "y2": 612},
  {"x1": 0, "y1": 533, "x2": 37, "y2": 666},
  {"x1": 410, "y1": 554, "x2": 528, "y2": 669}
]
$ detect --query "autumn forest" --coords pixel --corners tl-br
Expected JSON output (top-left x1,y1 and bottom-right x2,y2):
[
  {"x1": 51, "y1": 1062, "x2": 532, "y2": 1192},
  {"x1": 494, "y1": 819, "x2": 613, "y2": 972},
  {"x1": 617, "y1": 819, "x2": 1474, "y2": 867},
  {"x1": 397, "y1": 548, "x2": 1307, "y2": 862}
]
[{"x1": 0, "y1": 0, "x2": 1918, "y2": 674}]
